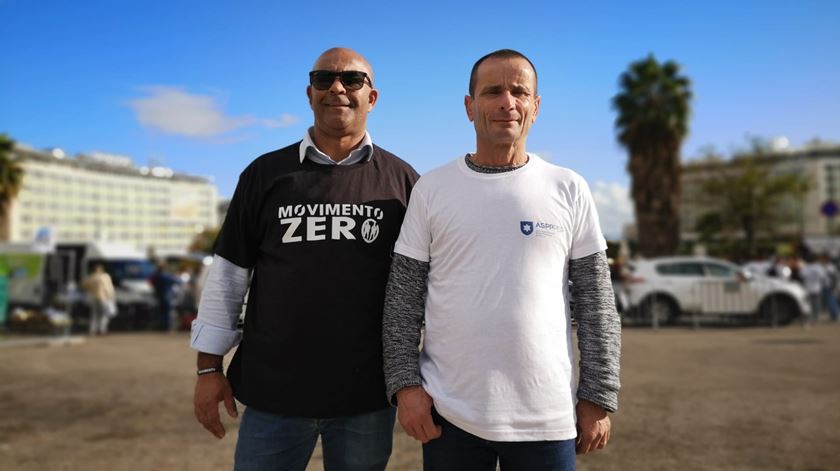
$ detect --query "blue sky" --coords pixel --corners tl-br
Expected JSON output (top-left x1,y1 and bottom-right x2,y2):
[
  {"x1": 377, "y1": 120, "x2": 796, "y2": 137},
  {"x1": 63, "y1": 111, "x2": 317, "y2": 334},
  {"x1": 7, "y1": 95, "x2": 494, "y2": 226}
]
[{"x1": 2, "y1": 0, "x2": 838, "y2": 238}]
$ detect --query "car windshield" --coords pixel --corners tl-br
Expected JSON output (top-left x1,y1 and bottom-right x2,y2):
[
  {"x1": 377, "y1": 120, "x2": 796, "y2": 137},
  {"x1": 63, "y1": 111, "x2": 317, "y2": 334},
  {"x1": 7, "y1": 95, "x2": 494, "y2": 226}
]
[{"x1": 656, "y1": 262, "x2": 704, "y2": 276}]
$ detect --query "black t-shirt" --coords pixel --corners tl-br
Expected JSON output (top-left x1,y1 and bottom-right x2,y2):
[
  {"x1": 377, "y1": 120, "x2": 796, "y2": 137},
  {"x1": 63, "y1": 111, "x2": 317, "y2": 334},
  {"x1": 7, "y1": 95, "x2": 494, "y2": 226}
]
[{"x1": 216, "y1": 141, "x2": 419, "y2": 417}]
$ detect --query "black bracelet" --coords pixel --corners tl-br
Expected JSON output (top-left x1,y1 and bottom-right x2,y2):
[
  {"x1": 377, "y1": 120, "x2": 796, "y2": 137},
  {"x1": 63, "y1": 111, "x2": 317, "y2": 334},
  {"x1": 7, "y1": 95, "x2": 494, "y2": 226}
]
[{"x1": 197, "y1": 366, "x2": 224, "y2": 376}]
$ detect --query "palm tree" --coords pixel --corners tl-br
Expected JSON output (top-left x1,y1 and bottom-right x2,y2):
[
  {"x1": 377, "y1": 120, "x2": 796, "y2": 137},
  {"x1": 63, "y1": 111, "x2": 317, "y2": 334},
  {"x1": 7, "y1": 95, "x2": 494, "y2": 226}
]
[
  {"x1": 613, "y1": 55, "x2": 692, "y2": 257},
  {"x1": 0, "y1": 134, "x2": 25, "y2": 241}
]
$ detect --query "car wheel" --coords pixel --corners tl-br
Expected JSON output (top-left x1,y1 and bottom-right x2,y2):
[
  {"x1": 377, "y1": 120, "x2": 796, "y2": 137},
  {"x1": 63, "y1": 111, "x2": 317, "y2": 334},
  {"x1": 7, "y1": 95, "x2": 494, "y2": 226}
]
[
  {"x1": 640, "y1": 295, "x2": 678, "y2": 326},
  {"x1": 759, "y1": 295, "x2": 798, "y2": 326}
]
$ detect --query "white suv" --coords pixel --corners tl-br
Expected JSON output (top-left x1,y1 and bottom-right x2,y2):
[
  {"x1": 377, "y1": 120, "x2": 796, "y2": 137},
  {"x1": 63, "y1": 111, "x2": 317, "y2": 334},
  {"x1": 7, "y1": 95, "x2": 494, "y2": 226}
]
[{"x1": 622, "y1": 256, "x2": 809, "y2": 325}]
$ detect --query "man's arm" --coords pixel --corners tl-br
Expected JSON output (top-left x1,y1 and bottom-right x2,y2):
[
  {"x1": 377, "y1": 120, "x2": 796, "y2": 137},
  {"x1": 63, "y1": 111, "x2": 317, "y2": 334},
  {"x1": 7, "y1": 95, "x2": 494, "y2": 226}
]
[
  {"x1": 190, "y1": 255, "x2": 250, "y2": 439},
  {"x1": 569, "y1": 251, "x2": 621, "y2": 454},
  {"x1": 382, "y1": 253, "x2": 441, "y2": 443}
]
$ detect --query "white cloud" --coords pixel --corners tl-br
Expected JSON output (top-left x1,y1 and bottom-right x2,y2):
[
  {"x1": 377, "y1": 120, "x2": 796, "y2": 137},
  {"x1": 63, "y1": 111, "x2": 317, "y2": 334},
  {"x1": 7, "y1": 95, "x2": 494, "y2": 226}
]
[
  {"x1": 127, "y1": 86, "x2": 299, "y2": 137},
  {"x1": 262, "y1": 113, "x2": 300, "y2": 128},
  {"x1": 591, "y1": 181, "x2": 634, "y2": 240}
]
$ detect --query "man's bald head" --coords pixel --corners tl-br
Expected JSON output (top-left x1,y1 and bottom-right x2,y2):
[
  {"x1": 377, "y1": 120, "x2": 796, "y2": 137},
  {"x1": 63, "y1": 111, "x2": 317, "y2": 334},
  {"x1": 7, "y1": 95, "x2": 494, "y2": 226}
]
[
  {"x1": 307, "y1": 47, "x2": 378, "y2": 142},
  {"x1": 313, "y1": 47, "x2": 374, "y2": 84}
]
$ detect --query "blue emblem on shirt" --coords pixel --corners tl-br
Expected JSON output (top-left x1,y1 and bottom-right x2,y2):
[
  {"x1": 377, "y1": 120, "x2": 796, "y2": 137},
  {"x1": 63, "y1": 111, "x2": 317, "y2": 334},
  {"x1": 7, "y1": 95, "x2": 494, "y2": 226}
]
[{"x1": 520, "y1": 221, "x2": 533, "y2": 236}]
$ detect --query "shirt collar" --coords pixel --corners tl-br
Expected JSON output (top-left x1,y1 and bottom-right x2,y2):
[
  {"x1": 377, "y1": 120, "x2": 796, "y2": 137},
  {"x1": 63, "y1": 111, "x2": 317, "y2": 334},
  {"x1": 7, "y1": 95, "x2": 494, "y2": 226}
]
[{"x1": 298, "y1": 128, "x2": 373, "y2": 164}]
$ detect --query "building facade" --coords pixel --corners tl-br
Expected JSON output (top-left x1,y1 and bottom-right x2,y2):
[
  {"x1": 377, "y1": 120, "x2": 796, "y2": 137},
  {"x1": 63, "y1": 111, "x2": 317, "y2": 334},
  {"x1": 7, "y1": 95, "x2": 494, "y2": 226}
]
[
  {"x1": 9, "y1": 146, "x2": 218, "y2": 256},
  {"x1": 680, "y1": 145, "x2": 840, "y2": 254}
]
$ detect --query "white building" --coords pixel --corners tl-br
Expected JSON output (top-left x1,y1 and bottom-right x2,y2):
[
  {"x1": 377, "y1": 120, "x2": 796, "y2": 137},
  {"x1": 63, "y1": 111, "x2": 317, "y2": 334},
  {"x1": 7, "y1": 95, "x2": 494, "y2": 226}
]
[
  {"x1": 681, "y1": 144, "x2": 840, "y2": 254},
  {"x1": 9, "y1": 146, "x2": 218, "y2": 256}
]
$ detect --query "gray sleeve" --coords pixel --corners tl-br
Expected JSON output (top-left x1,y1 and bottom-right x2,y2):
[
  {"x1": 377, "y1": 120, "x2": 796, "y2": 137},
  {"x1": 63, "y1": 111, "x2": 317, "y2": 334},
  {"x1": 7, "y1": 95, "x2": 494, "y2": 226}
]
[
  {"x1": 382, "y1": 253, "x2": 429, "y2": 405},
  {"x1": 569, "y1": 251, "x2": 622, "y2": 413}
]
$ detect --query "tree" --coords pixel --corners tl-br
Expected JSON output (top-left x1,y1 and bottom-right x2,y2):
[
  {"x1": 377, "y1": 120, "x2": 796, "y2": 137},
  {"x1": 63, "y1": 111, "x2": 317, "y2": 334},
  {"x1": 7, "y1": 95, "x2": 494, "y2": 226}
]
[
  {"x1": 696, "y1": 155, "x2": 809, "y2": 257},
  {"x1": 613, "y1": 55, "x2": 692, "y2": 257},
  {"x1": 189, "y1": 227, "x2": 220, "y2": 254},
  {"x1": 0, "y1": 134, "x2": 25, "y2": 241}
]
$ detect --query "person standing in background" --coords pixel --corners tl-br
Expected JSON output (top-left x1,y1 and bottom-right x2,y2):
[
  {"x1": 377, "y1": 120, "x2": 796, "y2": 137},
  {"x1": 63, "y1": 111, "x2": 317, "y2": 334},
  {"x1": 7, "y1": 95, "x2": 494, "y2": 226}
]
[
  {"x1": 151, "y1": 262, "x2": 181, "y2": 332},
  {"x1": 800, "y1": 256, "x2": 826, "y2": 325},
  {"x1": 818, "y1": 254, "x2": 839, "y2": 322},
  {"x1": 82, "y1": 264, "x2": 115, "y2": 336}
]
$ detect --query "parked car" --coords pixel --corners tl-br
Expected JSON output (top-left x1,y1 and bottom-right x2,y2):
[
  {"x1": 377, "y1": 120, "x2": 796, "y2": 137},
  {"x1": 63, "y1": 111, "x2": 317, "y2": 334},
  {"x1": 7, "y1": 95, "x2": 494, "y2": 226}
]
[{"x1": 621, "y1": 256, "x2": 809, "y2": 325}]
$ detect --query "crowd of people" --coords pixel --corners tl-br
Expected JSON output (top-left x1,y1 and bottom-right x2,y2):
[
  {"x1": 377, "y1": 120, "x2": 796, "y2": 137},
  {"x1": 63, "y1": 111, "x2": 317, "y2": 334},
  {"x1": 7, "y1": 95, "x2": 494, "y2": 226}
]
[
  {"x1": 80, "y1": 261, "x2": 203, "y2": 335},
  {"x1": 763, "y1": 254, "x2": 840, "y2": 324}
]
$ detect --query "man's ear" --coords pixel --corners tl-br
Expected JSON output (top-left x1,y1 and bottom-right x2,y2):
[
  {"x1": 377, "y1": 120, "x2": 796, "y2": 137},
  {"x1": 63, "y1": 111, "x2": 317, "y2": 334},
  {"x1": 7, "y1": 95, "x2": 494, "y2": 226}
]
[
  {"x1": 464, "y1": 95, "x2": 474, "y2": 122},
  {"x1": 367, "y1": 88, "x2": 379, "y2": 111}
]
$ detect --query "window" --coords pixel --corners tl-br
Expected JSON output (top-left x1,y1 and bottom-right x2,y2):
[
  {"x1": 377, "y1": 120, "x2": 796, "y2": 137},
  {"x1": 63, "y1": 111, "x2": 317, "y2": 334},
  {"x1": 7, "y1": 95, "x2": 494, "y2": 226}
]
[
  {"x1": 656, "y1": 263, "x2": 705, "y2": 276},
  {"x1": 705, "y1": 263, "x2": 738, "y2": 278}
]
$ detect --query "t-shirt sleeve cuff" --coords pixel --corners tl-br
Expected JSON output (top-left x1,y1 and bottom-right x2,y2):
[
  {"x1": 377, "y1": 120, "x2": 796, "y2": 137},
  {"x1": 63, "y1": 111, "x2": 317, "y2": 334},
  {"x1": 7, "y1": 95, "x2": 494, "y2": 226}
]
[
  {"x1": 190, "y1": 319, "x2": 242, "y2": 356},
  {"x1": 570, "y1": 239, "x2": 608, "y2": 260},
  {"x1": 394, "y1": 243, "x2": 430, "y2": 263}
]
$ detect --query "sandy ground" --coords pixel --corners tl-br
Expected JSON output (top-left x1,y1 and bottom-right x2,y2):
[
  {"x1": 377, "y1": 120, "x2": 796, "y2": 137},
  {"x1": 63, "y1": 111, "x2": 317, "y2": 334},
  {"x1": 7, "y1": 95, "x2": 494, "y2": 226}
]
[{"x1": 1, "y1": 324, "x2": 839, "y2": 471}]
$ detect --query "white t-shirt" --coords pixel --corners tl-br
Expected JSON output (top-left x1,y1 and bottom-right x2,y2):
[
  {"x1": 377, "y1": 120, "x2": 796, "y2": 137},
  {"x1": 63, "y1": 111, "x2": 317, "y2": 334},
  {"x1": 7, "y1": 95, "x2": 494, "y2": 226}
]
[
  {"x1": 800, "y1": 263, "x2": 827, "y2": 294},
  {"x1": 394, "y1": 154, "x2": 607, "y2": 441}
]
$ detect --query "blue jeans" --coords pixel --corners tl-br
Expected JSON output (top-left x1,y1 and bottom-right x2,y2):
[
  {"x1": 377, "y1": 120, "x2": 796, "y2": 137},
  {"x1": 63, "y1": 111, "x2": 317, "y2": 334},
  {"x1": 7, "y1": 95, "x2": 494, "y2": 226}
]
[
  {"x1": 823, "y1": 287, "x2": 839, "y2": 321},
  {"x1": 423, "y1": 409, "x2": 576, "y2": 471},
  {"x1": 234, "y1": 406, "x2": 395, "y2": 471},
  {"x1": 157, "y1": 297, "x2": 173, "y2": 331}
]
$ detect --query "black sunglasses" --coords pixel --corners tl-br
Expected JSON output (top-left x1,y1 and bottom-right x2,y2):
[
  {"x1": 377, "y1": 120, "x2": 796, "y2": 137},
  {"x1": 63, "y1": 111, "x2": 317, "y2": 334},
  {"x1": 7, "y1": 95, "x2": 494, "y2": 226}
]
[{"x1": 309, "y1": 70, "x2": 372, "y2": 91}]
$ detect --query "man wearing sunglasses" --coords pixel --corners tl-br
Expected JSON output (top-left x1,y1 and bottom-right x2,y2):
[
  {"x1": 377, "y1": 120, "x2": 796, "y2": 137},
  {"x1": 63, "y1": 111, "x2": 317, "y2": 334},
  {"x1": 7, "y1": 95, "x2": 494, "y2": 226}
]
[
  {"x1": 191, "y1": 47, "x2": 418, "y2": 470},
  {"x1": 383, "y1": 49, "x2": 621, "y2": 470}
]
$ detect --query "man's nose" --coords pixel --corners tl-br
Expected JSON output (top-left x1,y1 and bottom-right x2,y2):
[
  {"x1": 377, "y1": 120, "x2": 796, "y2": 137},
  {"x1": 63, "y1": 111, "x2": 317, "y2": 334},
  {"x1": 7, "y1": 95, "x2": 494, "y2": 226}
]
[
  {"x1": 497, "y1": 91, "x2": 515, "y2": 109},
  {"x1": 328, "y1": 76, "x2": 346, "y2": 94}
]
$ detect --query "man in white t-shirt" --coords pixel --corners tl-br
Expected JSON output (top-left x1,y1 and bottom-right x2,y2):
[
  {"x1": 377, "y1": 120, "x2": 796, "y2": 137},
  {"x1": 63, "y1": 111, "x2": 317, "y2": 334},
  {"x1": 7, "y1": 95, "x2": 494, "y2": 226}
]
[
  {"x1": 382, "y1": 49, "x2": 621, "y2": 470},
  {"x1": 800, "y1": 256, "x2": 828, "y2": 324}
]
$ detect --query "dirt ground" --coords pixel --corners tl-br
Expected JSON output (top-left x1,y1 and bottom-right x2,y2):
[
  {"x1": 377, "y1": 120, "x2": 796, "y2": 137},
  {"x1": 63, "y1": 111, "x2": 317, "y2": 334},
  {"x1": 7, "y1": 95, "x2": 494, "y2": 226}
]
[{"x1": 1, "y1": 324, "x2": 839, "y2": 471}]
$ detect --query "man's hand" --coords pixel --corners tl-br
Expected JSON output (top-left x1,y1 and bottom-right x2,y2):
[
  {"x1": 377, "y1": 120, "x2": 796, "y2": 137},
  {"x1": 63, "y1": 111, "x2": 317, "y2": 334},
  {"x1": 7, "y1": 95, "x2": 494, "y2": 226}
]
[
  {"x1": 395, "y1": 385, "x2": 441, "y2": 443},
  {"x1": 194, "y1": 373, "x2": 238, "y2": 439},
  {"x1": 576, "y1": 399, "x2": 611, "y2": 454}
]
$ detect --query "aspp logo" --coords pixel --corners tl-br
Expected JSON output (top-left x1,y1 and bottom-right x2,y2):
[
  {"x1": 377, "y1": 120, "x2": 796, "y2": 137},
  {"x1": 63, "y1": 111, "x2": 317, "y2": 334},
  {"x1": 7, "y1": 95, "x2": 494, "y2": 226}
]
[{"x1": 520, "y1": 220, "x2": 562, "y2": 237}]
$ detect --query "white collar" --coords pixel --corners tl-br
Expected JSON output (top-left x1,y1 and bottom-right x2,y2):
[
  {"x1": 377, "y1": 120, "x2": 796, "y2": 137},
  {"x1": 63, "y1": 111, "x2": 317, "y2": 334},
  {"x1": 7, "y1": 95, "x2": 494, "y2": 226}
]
[{"x1": 298, "y1": 128, "x2": 373, "y2": 164}]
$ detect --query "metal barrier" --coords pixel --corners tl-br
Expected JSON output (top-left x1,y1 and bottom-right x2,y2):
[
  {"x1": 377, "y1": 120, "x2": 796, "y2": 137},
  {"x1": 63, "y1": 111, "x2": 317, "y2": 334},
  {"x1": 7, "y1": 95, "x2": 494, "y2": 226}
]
[{"x1": 623, "y1": 278, "x2": 804, "y2": 328}]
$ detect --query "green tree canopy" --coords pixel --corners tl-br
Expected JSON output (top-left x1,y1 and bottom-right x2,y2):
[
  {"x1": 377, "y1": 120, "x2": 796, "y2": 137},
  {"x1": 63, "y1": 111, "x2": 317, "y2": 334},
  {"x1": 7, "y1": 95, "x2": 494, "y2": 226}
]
[
  {"x1": 696, "y1": 156, "x2": 809, "y2": 258},
  {"x1": 189, "y1": 227, "x2": 220, "y2": 254}
]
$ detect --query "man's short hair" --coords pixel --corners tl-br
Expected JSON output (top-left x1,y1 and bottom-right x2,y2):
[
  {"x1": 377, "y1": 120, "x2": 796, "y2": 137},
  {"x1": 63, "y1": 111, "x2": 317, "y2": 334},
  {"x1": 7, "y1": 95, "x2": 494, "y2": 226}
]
[{"x1": 468, "y1": 49, "x2": 538, "y2": 97}]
